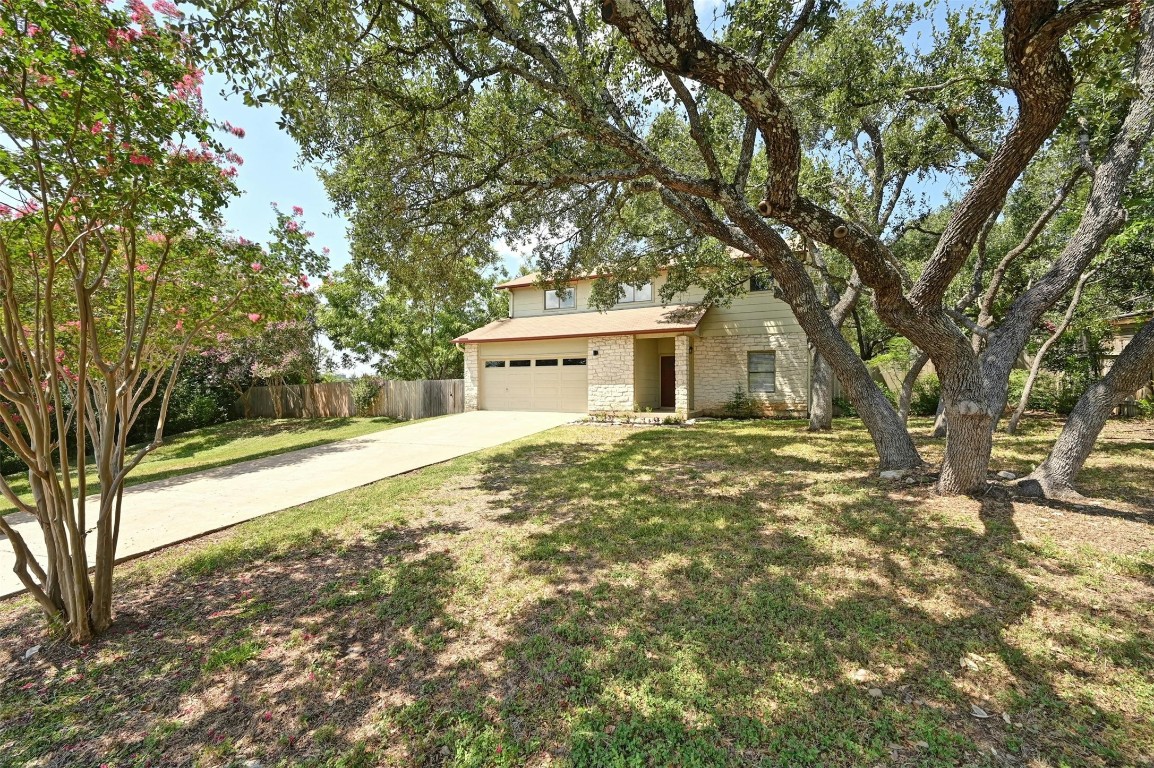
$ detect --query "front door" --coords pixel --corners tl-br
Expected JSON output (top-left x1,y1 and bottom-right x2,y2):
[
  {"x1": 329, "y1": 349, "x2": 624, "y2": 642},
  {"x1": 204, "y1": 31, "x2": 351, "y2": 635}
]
[{"x1": 660, "y1": 355, "x2": 676, "y2": 408}]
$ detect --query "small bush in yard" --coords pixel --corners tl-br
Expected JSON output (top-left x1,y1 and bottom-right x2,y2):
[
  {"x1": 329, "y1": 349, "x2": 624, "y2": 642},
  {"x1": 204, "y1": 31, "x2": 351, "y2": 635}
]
[
  {"x1": 910, "y1": 374, "x2": 941, "y2": 416},
  {"x1": 724, "y1": 386, "x2": 758, "y2": 419},
  {"x1": 351, "y1": 376, "x2": 381, "y2": 416}
]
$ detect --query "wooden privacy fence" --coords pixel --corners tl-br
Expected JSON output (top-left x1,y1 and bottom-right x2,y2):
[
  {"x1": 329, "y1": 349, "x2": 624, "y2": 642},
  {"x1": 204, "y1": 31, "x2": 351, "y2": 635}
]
[{"x1": 239, "y1": 379, "x2": 464, "y2": 420}]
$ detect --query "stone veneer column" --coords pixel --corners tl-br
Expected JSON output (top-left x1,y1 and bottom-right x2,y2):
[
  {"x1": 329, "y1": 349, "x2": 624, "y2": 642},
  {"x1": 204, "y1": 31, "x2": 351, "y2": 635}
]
[
  {"x1": 675, "y1": 335, "x2": 691, "y2": 417},
  {"x1": 588, "y1": 336, "x2": 634, "y2": 412},
  {"x1": 462, "y1": 344, "x2": 479, "y2": 411}
]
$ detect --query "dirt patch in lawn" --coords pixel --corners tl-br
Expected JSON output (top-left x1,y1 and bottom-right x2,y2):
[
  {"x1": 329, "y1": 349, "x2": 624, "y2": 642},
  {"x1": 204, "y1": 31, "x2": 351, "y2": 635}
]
[{"x1": 1, "y1": 419, "x2": 1152, "y2": 767}]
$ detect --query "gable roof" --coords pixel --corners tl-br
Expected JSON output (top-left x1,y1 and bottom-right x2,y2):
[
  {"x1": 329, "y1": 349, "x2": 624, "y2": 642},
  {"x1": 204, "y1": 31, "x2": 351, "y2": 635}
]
[
  {"x1": 453, "y1": 304, "x2": 706, "y2": 344},
  {"x1": 494, "y1": 273, "x2": 543, "y2": 289}
]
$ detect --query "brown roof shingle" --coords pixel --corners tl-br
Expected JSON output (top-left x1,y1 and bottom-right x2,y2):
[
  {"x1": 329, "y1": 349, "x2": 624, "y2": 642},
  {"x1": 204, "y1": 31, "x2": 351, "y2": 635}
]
[{"x1": 453, "y1": 304, "x2": 706, "y2": 344}]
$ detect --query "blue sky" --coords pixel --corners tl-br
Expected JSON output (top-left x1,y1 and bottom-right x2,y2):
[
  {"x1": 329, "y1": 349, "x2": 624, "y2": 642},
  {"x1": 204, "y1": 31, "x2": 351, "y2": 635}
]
[{"x1": 201, "y1": 74, "x2": 350, "y2": 272}]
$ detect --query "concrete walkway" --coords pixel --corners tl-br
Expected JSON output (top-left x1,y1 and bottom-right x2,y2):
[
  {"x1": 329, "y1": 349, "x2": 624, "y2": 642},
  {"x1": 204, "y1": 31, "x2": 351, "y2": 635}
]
[{"x1": 0, "y1": 410, "x2": 579, "y2": 598}]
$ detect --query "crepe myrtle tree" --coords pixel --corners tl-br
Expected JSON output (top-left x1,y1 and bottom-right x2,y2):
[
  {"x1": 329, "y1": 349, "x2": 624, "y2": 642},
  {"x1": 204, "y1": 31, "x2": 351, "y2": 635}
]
[
  {"x1": 0, "y1": 0, "x2": 325, "y2": 642},
  {"x1": 196, "y1": 0, "x2": 1152, "y2": 493}
]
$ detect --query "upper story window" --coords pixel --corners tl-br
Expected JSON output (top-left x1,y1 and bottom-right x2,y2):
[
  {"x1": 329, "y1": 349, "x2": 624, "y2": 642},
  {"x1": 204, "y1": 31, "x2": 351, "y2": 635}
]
[
  {"x1": 544, "y1": 288, "x2": 576, "y2": 310},
  {"x1": 750, "y1": 274, "x2": 774, "y2": 292},
  {"x1": 617, "y1": 282, "x2": 653, "y2": 304}
]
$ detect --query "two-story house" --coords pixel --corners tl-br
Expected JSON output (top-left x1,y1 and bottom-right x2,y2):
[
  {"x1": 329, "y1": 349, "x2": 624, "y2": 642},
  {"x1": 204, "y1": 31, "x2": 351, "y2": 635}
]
[{"x1": 453, "y1": 267, "x2": 811, "y2": 418}]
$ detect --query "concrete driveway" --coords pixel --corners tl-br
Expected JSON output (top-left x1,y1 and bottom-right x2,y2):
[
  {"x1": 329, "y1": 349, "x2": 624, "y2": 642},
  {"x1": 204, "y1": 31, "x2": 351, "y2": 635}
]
[{"x1": 0, "y1": 410, "x2": 579, "y2": 598}]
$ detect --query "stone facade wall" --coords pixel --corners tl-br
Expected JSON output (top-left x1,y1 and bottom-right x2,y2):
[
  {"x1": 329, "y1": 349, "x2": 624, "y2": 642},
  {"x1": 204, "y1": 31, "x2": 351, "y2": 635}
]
[
  {"x1": 462, "y1": 344, "x2": 479, "y2": 411},
  {"x1": 693, "y1": 333, "x2": 809, "y2": 417},
  {"x1": 588, "y1": 335, "x2": 634, "y2": 411}
]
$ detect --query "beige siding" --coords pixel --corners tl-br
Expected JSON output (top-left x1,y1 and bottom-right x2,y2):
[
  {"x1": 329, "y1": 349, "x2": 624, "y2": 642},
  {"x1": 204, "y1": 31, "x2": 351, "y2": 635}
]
[
  {"x1": 508, "y1": 275, "x2": 664, "y2": 318},
  {"x1": 476, "y1": 338, "x2": 587, "y2": 358},
  {"x1": 633, "y1": 339, "x2": 661, "y2": 409},
  {"x1": 678, "y1": 284, "x2": 803, "y2": 337}
]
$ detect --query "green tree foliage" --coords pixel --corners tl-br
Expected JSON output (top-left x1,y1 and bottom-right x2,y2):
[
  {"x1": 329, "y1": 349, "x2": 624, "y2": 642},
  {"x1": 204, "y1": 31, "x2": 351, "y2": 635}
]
[{"x1": 318, "y1": 266, "x2": 507, "y2": 380}]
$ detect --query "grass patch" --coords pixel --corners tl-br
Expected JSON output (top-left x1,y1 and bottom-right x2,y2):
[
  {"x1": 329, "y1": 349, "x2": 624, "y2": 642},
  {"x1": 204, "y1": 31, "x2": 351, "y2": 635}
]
[
  {"x1": 1, "y1": 416, "x2": 403, "y2": 516},
  {"x1": 1, "y1": 417, "x2": 1151, "y2": 766}
]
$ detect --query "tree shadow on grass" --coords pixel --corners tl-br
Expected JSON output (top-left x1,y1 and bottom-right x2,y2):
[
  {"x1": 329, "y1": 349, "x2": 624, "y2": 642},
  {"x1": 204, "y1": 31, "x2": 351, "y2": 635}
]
[
  {"x1": 432, "y1": 427, "x2": 1152, "y2": 767},
  {"x1": 0, "y1": 521, "x2": 464, "y2": 767}
]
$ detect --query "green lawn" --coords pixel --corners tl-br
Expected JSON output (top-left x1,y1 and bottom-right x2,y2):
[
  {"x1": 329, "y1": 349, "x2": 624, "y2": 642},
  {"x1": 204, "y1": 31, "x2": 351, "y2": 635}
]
[
  {"x1": 1, "y1": 417, "x2": 403, "y2": 515},
  {"x1": 1, "y1": 417, "x2": 1152, "y2": 767}
]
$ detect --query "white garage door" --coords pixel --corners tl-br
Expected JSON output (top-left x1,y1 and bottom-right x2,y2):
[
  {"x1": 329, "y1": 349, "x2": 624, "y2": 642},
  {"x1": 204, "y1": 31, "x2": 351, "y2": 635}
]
[{"x1": 480, "y1": 355, "x2": 588, "y2": 412}]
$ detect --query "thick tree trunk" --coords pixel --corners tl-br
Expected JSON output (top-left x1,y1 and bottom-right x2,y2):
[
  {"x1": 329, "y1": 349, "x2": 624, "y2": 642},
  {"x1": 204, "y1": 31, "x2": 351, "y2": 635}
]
[
  {"x1": 936, "y1": 348, "x2": 995, "y2": 494},
  {"x1": 937, "y1": 405, "x2": 994, "y2": 495},
  {"x1": 809, "y1": 350, "x2": 834, "y2": 430},
  {"x1": 1020, "y1": 318, "x2": 1154, "y2": 498}
]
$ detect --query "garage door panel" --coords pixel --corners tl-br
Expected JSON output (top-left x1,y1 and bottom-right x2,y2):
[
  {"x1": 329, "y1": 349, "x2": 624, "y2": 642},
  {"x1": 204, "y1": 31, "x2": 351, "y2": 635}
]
[{"x1": 480, "y1": 353, "x2": 588, "y2": 412}]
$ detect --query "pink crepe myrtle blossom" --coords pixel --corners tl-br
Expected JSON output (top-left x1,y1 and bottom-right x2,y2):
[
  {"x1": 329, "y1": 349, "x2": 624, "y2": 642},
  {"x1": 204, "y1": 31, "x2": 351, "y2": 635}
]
[
  {"x1": 322, "y1": 246, "x2": 331, "y2": 255},
  {"x1": 292, "y1": 205, "x2": 304, "y2": 216},
  {"x1": 152, "y1": 0, "x2": 183, "y2": 18},
  {"x1": 127, "y1": 0, "x2": 153, "y2": 24},
  {"x1": 223, "y1": 121, "x2": 245, "y2": 139},
  {"x1": 13, "y1": 201, "x2": 40, "y2": 218},
  {"x1": 129, "y1": 153, "x2": 153, "y2": 166},
  {"x1": 174, "y1": 319, "x2": 184, "y2": 331},
  {"x1": 135, "y1": 263, "x2": 149, "y2": 273},
  {"x1": 247, "y1": 313, "x2": 262, "y2": 323},
  {"x1": 70, "y1": 43, "x2": 86, "y2": 56},
  {"x1": 146, "y1": 232, "x2": 167, "y2": 244},
  {"x1": 250, "y1": 262, "x2": 263, "y2": 272},
  {"x1": 107, "y1": 27, "x2": 138, "y2": 48},
  {"x1": 172, "y1": 69, "x2": 204, "y2": 101},
  {"x1": 26, "y1": 24, "x2": 40, "y2": 36},
  {"x1": 284, "y1": 220, "x2": 299, "y2": 232},
  {"x1": 90, "y1": 121, "x2": 104, "y2": 134}
]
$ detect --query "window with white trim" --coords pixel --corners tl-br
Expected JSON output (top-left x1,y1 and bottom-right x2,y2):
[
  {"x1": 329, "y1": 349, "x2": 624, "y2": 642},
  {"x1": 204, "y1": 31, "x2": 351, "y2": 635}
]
[
  {"x1": 617, "y1": 282, "x2": 653, "y2": 303},
  {"x1": 748, "y1": 351, "x2": 776, "y2": 394},
  {"x1": 544, "y1": 288, "x2": 575, "y2": 310}
]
